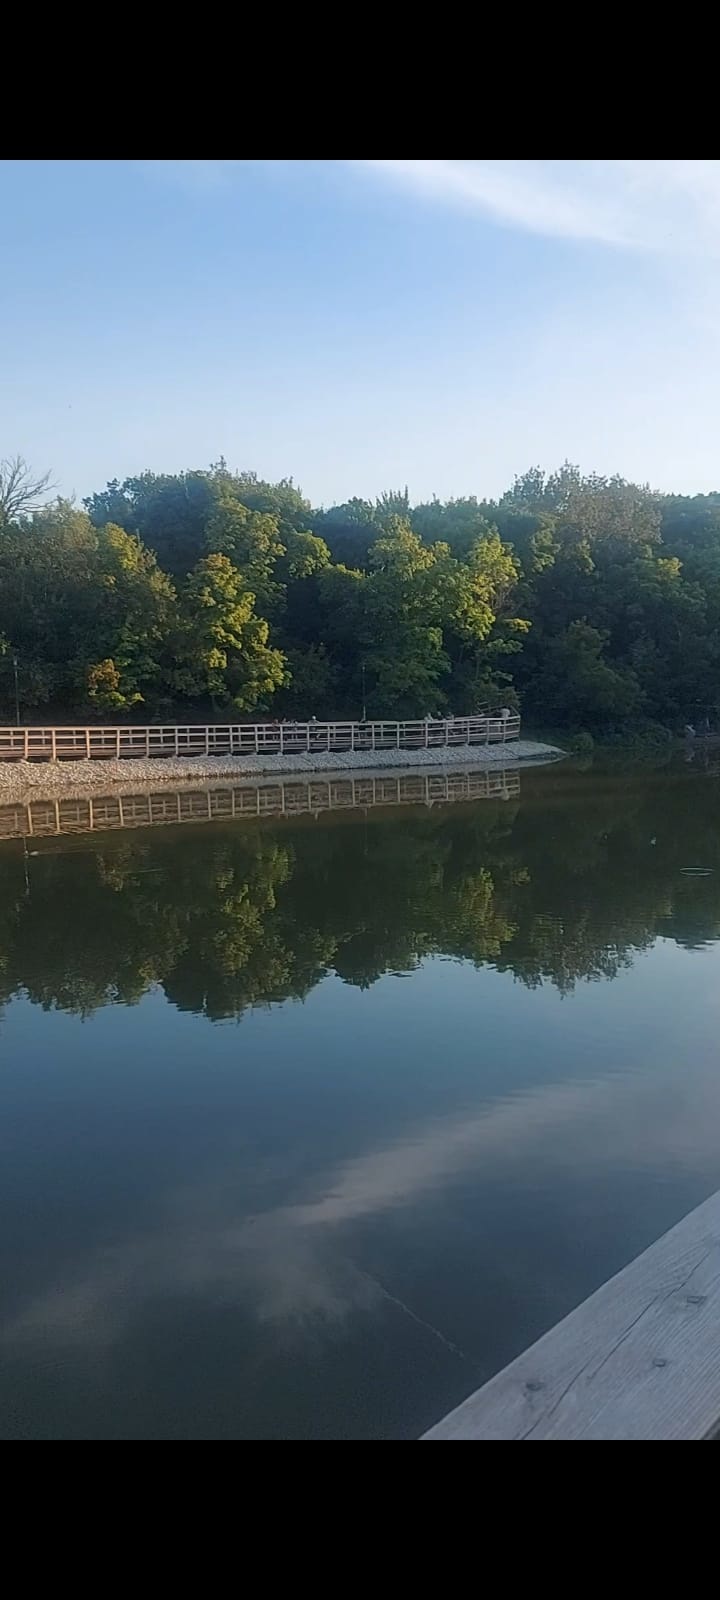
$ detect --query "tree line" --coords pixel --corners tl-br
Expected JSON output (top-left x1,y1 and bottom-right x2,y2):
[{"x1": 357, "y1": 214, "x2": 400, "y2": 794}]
[{"x1": 2, "y1": 454, "x2": 720, "y2": 731}]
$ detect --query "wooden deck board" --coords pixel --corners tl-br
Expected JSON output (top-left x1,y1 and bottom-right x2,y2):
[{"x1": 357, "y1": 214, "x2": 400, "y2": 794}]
[{"x1": 423, "y1": 1189, "x2": 720, "y2": 1440}]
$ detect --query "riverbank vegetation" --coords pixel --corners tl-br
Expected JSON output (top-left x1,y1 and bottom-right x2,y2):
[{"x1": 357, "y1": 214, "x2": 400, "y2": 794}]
[{"x1": 2, "y1": 456, "x2": 720, "y2": 733}]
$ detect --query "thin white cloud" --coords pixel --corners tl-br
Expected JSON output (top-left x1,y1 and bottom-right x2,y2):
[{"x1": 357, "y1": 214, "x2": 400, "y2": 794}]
[
  {"x1": 6, "y1": 1050, "x2": 719, "y2": 1349},
  {"x1": 359, "y1": 160, "x2": 720, "y2": 257},
  {"x1": 136, "y1": 160, "x2": 720, "y2": 260}
]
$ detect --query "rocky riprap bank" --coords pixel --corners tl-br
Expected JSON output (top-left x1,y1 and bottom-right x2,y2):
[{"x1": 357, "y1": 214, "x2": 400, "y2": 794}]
[{"x1": 0, "y1": 739, "x2": 563, "y2": 801}]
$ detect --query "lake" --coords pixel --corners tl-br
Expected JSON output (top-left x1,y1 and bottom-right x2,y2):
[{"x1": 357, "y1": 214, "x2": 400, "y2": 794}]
[{"x1": 2, "y1": 756, "x2": 720, "y2": 1439}]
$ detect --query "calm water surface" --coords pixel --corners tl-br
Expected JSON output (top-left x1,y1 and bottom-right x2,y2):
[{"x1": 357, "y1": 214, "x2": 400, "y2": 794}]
[{"x1": 2, "y1": 759, "x2": 720, "y2": 1439}]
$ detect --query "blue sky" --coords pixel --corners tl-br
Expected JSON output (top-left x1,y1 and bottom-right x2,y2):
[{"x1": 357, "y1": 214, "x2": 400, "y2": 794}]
[{"x1": 3, "y1": 159, "x2": 720, "y2": 506}]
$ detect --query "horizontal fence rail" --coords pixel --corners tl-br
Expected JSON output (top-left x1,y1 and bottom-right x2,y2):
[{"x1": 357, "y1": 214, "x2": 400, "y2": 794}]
[
  {"x1": 0, "y1": 714, "x2": 521, "y2": 764},
  {"x1": 0, "y1": 769, "x2": 521, "y2": 843}
]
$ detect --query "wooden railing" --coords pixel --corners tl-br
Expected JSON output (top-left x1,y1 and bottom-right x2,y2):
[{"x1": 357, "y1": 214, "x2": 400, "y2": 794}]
[
  {"x1": 0, "y1": 768, "x2": 521, "y2": 842},
  {"x1": 0, "y1": 714, "x2": 521, "y2": 764}
]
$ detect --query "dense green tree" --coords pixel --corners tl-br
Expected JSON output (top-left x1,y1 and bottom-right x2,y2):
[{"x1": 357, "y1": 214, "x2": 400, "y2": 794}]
[
  {"x1": 173, "y1": 553, "x2": 286, "y2": 712},
  {"x1": 204, "y1": 495, "x2": 285, "y2": 612},
  {"x1": 523, "y1": 621, "x2": 643, "y2": 730},
  {"x1": 0, "y1": 504, "x2": 175, "y2": 710},
  {"x1": 411, "y1": 495, "x2": 497, "y2": 557},
  {"x1": 84, "y1": 469, "x2": 219, "y2": 577},
  {"x1": 225, "y1": 471, "x2": 311, "y2": 532},
  {"x1": 311, "y1": 499, "x2": 382, "y2": 569},
  {"x1": 437, "y1": 534, "x2": 528, "y2": 711},
  {"x1": 85, "y1": 523, "x2": 177, "y2": 709},
  {"x1": 502, "y1": 463, "x2": 660, "y2": 547},
  {"x1": 362, "y1": 521, "x2": 448, "y2": 715},
  {"x1": 4, "y1": 453, "x2": 720, "y2": 729},
  {"x1": 277, "y1": 644, "x2": 338, "y2": 718}
]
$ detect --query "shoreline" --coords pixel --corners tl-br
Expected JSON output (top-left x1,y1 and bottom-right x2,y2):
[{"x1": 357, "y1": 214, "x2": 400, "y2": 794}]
[{"x1": 0, "y1": 740, "x2": 564, "y2": 803}]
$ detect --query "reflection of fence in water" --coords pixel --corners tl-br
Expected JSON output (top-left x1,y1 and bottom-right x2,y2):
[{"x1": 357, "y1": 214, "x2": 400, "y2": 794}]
[{"x1": 0, "y1": 768, "x2": 520, "y2": 841}]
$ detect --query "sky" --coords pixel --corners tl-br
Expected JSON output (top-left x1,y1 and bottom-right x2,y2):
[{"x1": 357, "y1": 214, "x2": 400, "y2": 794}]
[{"x1": 3, "y1": 158, "x2": 720, "y2": 507}]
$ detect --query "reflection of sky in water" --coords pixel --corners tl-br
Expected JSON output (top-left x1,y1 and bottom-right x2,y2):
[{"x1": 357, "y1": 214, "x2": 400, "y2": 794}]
[{"x1": 3, "y1": 926, "x2": 720, "y2": 1439}]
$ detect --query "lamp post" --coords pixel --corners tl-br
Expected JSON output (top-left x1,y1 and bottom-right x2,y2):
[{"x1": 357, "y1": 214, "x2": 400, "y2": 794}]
[
  {"x1": 12, "y1": 655, "x2": 20, "y2": 726},
  {"x1": 361, "y1": 662, "x2": 367, "y2": 722}
]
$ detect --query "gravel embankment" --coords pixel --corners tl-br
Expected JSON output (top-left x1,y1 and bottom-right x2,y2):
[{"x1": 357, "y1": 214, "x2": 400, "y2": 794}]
[{"x1": 0, "y1": 740, "x2": 564, "y2": 802}]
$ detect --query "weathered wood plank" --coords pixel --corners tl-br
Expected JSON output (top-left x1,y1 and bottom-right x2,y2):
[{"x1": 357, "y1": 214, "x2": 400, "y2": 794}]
[{"x1": 423, "y1": 1189, "x2": 720, "y2": 1440}]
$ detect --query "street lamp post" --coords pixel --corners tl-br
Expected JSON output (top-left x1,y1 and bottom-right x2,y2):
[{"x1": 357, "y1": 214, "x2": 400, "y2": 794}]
[
  {"x1": 361, "y1": 662, "x2": 367, "y2": 722},
  {"x1": 12, "y1": 655, "x2": 20, "y2": 726}
]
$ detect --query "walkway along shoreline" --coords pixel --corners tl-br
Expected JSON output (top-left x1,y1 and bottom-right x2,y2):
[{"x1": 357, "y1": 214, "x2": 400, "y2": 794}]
[
  {"x1": 0, "y1": 712, "x2": 520, "y2": 765},
  {"x1": 0, "y1": 737, "x2": 564, "y2": 803}
]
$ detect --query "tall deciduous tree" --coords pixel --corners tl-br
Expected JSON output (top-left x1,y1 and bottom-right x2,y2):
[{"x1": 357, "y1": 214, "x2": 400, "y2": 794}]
[
  {"x1": 174, "y1": 553, "x2": 285, "y2": 711},
  {"x1": 0, "y1": 456, "x2": 54, "y2": 526}
]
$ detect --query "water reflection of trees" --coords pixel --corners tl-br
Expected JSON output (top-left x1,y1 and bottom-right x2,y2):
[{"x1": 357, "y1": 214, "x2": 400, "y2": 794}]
[{"x1": 1, "y1": 770, "x2": 718, "y2": 1020}]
